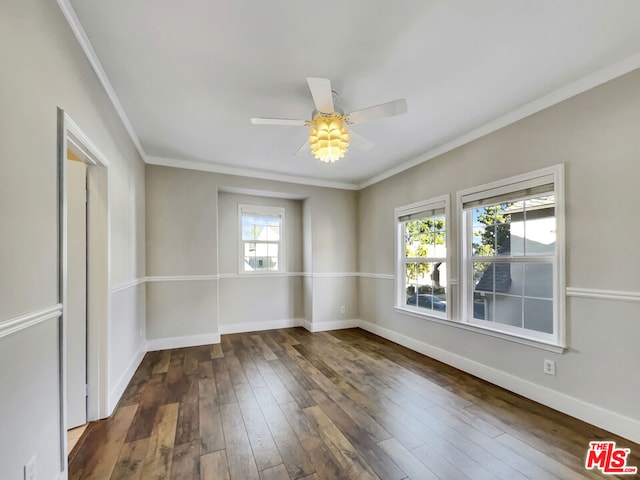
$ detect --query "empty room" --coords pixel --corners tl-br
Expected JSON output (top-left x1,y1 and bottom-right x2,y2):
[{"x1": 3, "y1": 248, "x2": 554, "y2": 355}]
[{"x1": 1, "y1": 1, "x2": 640, "y2": 479}]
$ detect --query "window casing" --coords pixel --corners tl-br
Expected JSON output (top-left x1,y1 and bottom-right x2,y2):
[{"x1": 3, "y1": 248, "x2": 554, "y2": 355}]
[
  {"x1": 395, "y1": 195, "x2": 450, "y2": 320},
  {"x1": 238, "y1": 204, "x2": 285, "y2": 274},
  {"x1": 459, "y1": 165, "x2": 565, "y2": 347}
]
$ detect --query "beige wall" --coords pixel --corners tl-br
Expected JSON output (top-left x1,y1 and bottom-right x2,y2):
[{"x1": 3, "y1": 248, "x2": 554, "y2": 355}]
[
  {"x1": 358, "y1": 70, "x2": 640, "y2": 434},
  {"x1": 218, "y1": 193, "x2": 304, "y2": 328},
  {"x1": 0, "y1": 0, "x2": 146, "y2": 478},
  {"x1": 145, "y1": 166, "x2": 359, "y2": 337},
  {"x1": 145, "y1": 166, "x2": 218, "y2": 340}
]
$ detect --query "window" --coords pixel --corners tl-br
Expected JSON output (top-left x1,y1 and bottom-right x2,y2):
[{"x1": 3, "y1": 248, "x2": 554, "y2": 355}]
[
  {"x1": 239, "y1": 205, "x2": 284, "y2": 273},
  {"x1": 459, "y1": 165, "x2": 564, "y2": 346},
  {"x1": 395, "y1": 195, "x2": 449, "y2": 319}
]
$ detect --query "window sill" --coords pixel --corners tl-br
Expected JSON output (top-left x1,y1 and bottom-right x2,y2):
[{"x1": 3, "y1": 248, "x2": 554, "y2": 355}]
[{"x1": 394, "y1": 307, "x2": 566, "y2": 353}]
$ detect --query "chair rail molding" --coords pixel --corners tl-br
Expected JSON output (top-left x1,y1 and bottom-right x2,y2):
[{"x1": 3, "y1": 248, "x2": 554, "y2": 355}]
[
  {"x1": 566, "y1": 287, "x2": 640, "y2": 303},
  {"x1": 0, "y1": 304, "x2": 63, "y2": 338}
]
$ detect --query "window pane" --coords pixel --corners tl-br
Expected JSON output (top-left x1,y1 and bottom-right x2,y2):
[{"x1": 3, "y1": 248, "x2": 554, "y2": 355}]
[
  {"x1": 244, "y1": 242, "x2": 256, "y2": 255},
  {"x1": 524, "y1": 196, "x2": 555, "y2": 256},
  {"x1": 265, "y1": 225, "x2": 280, "y2": 241},
  {"x1": 472, "y1": 227, "x2": 489, "y2": 256},
  {"x1": 242, "y1": 216, "x2": 257, "y2": 240},
  {"x1": 405, "y1": 263, "x2": 418, "y2": 305},
  {"x1": 524, "y1": 298, "x2": 553, "y2": 333},
  {"x1": 524, "y1": 263, "x2": 553, "y2": 299},
  {"x1": 473, "y1": 262, "x2": 494, "y2": 293},
  {"x1": 243, "y1": 256, "x2": 254, "y2": 271},
  {"x1": 475, "y1": 261, "x2": 523, "y2": 296},
  {"x1": 253, "y1": 256, "x2": 268, "y2": 271},
  {"x1": 505, "y1": 262, "x2": 523, "y2": 296},
  {"x1": 405, "y1": 235, "x2": 420, "y2": 257},
  {"x1": 406, "y1": 218, "x2": 446, "y2": 259},
  {"x1": 473, "y1": 292, "x2": 491, "y2": 320},
  {"x1": 267, "y1": 243, "x2": 278, "y2": 268},
  {"x1": 472, "y1": 204, "x2": 519, "y2": 256},
  {"x1": 494, "y1": 294, "x2": 523, "y2": 328},
  {"x1": 404, "y1": 261, "x2": 447, "y2": 314},
  {"x1": 495, "y1": 222, "x2": 512, "y2": 256},
  {"x1": 433, "y1": 215, "x2": 446, "y2": 232}
]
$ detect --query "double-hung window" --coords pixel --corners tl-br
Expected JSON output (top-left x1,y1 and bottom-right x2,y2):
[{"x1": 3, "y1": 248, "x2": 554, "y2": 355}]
[
  {"x1": 459, "y1": 165, "x2": 565, "y2": 347},
  {"x1": 239, "y1": 204, "x2": 284, "y2": 273},
  {"x1": 395, "y1": 195, "x2": 449, "y2": 319}
]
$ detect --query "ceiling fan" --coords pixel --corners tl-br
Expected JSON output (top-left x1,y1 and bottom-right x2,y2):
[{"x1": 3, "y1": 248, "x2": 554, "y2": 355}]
[{"x1": 251, "y1": 77, "x2": 407, "y2": 163}]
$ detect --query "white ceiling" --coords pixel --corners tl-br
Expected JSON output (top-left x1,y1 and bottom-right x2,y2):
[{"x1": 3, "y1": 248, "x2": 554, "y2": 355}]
[{"x1": 66, "y1": 0, "x2": 640, "y2": 188}]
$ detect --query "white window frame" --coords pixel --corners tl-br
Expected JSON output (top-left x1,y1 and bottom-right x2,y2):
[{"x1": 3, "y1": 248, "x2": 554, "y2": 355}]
[
  {"x1": 395, "y1": 194, "x2": 451, "y2": 321},
  {"x1": 238, "y1": 204, "x2": 285, "y2": 274},
  {"x1": 458, "y1": 164, "x2": 565, "y2": 349}
]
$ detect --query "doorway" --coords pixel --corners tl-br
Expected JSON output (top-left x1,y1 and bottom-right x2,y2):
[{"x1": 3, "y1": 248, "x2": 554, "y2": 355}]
[
  {"x1": 66, "y1": 155, "x2": 87, "y2": 429},
  {"x1": 57, "y1": 109, "x2": 110, "y2": 470}
]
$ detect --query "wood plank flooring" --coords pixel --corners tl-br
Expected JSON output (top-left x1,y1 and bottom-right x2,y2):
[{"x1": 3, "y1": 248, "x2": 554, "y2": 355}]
[{"x1": 69, "y1": 328, "x2": 640, "y2": 479}]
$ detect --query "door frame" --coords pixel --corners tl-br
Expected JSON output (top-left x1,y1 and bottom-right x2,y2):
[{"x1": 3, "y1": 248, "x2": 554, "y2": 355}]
[{"x1": 57, "y1": 109, "x2": 110, "y2": 468}]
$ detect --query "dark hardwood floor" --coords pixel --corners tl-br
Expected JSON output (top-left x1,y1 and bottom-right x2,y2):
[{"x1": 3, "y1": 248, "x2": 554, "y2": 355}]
[{"x1": 68, "y1": 328, "x2": 639, "y2": 479}]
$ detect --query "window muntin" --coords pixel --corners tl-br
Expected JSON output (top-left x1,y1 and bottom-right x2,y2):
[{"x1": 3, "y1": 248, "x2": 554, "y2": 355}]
[
  {"x1": 239, "y1": 205, "x2": 284, "y2": 273},
  {"x1": 396, "y1": 197, "x2": 449, "y2": 318},
  {"x1": 463, "y1": 171, "x2": 562, "y2": 344}
]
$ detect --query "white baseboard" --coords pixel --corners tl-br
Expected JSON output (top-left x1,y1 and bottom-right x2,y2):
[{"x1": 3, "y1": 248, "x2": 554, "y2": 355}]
[
  {"x1": 217, "y1": 318, "x2": 360, "y2": 334},
  {"x1": 108, "y1": 342, "x2": 146, "y2": 414},
  {"x1": 146, "y1": 332, "x2": 221, "y2": 351},
  {"x1": 219, "y1": 318, "x2": 302, "y2": 335},
  {"x1": 358, "y1": 320, "x2": 640, "y2": 444},
  {"x1": 304, "y1": 319, "x2": 360, "y2": 332}
]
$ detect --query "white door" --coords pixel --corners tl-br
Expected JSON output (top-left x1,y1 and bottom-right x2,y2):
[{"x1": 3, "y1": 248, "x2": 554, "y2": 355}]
[{"x1": 66, "y1": 159, "x2": 87, "y2": 429}]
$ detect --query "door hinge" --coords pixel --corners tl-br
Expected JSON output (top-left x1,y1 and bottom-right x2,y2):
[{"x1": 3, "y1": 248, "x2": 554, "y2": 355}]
[
  {"x1": 85, "y1": 384, "x2": 89, "y2": 397},
  {"x1": 85, "y1": 190, "x2": 89, "y2": 203}
]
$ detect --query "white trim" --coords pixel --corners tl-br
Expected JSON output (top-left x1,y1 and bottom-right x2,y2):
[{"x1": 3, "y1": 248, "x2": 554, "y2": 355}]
[
  {"x1": 219, "y1": 185, "x2": 307, "y2": 200},
  {"x1": 219, "y1": 272, "x2": 305, "y2": 279},
  {"x1": 359, "y1": 273, "x2": 394, "y2": 280},
  {"x1": 395, "y1": 194, "x2": 452, "y2": 322},
  {"x1": 108, "y1": 342, "x2": 146, "y2": 414},
  {"x1": 566, "y1": 287, "x2": 640, "y2": 303},
  {"x1": 457, "y1": 164, "x2": 565, "y2": 348},
  {"x1": 219, "y1": 318, "x2": 302, "y2": 334},
  {"x1": 50, "y1": 5, "x2": 640, "y2": 195},
  {"x1": 145, "y1": 275, "x2": 220, "y2": 282},
  {"x1": 110, "y1": 277, "x2": 146, "y2": 293},
  {"x1": 395, "y1": 195, "x2": 448, "y2": 218},
  {"x1": 147, "y1": 155, "x2": 359, "y2": 191},
  {"x1": 146, "y1": 332, "x2": 221, "y2": 351},
  {"x1": 55, "y1": 0, "x2": 147, "y2": 163},
  {"x1": 304, "y1": 319, "x2": 360, "y2": 332},
  {"x1": 393, "y1": 308, "x2": 565, "y2": 353},
  {"x1": 0, "y1": 305, "x2": 62, "y2": 338},
  {"x1": 238, "y1": 204, "x2": 285, "y2": 275},
  {"x1": 358, "y1": 52, "x2": 640, "y2": 189},
  {"x1": 65, "y1": 117, "x2": 109, "y2": 168},
  {"x1": 357, "y1": 320, "x2": 640, "y2": 444},
  {"x1": 311, "y1": 272, "x2": 360, "y2": 278}
]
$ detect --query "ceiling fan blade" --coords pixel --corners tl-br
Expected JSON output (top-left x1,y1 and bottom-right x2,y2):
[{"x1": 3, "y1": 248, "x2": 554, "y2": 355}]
[
  {"x1": 346, "y1": 98, "x2": 407, "y2": 125},
  {"x1": 307, "y1": 77, "x2": 334, "y2": 114},
  {"x1": 349, "y1": 129, "x2": 375, "y2": 151},
  {"x1": 251, "y1": 117, "x2": 307, "y2": 126}
]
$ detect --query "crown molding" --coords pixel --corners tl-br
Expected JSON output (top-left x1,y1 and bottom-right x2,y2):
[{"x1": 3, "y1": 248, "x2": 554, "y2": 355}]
[
  {"x1": 146, "y1": 156, "x2": 359, "y2": 191},
  {"x1": 358, "y1": 52, "x2": 640, "y2": 190},
  {"x1": 56, "y1": 0, "x2": 148, "y2": 163},
  {"x1": 56, "y1": 1, "x2": 640, "y2": 193}
]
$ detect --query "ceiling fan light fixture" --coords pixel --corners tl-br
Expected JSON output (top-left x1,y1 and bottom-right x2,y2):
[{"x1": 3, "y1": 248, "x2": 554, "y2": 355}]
[{"x1": 308, "y1": 113, "x2": 350, "y2": 163}]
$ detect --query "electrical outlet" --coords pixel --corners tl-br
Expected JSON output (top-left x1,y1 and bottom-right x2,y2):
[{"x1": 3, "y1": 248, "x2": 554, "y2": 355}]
[
  {"x1": 339, "y1": 306, "x2": 345, "y2": 314},
  {"x1": 543, "y1": 359, "x2": 556, "y2": 376},
  {"x1": 25, "y1": 455, "x2": 36, "y2": 480}
]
